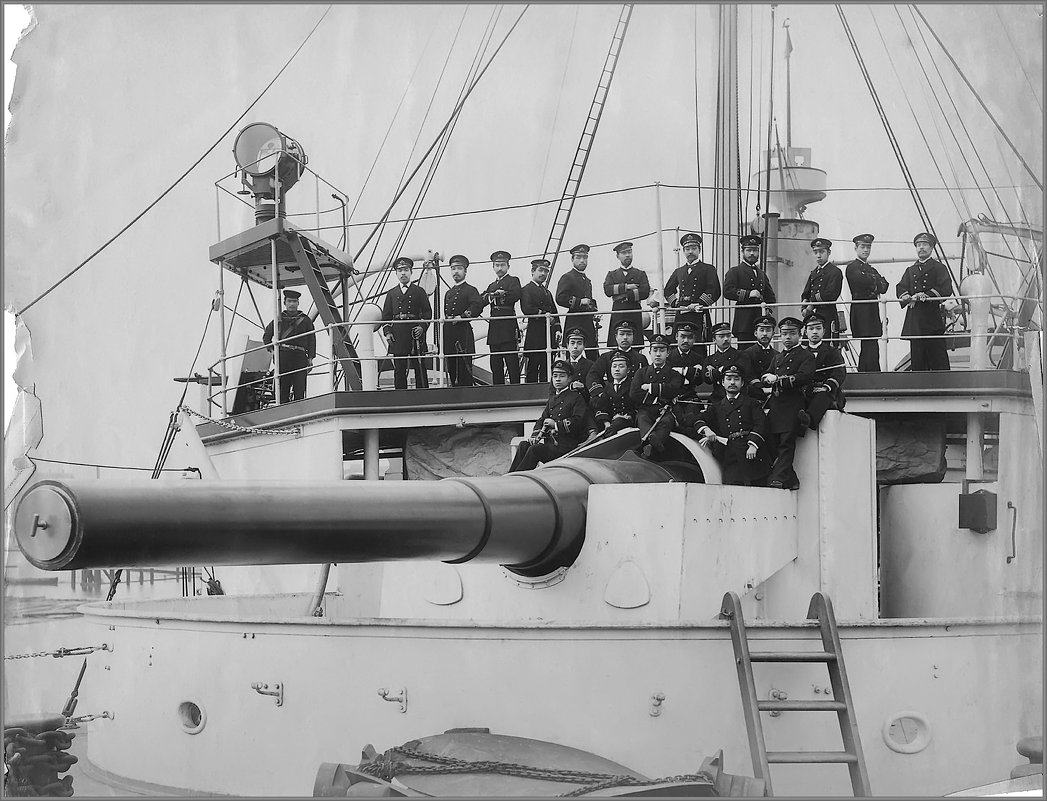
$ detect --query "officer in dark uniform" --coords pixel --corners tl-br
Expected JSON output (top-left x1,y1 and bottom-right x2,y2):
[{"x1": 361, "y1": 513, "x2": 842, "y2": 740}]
[
  {"x1": 441, "y1": 254, "x2": 483, "y2": 387},
  {"x1": 701, "y1": 321, "x2": 741, "y2": 403},
  {"x1": 801, "y1": 311, "x2": 846, "y2": 436},
  {"x1": 592, "y1": 351, "x2": 638, "y2": 437},
  {"x1": 801, "y1": 237, "x2": 844, "y2": 342},
  {"x1": 555, "y1": 243, "x2": 600, "y2": 361},
  {"x1": 659, "y1": 232, "x2": 721, "y2": 356},
  {"x1": 693, "y1": 364, "x2": 770, "y2": 486},
  {"x1": 762, "y1": 316, "x2": 816, "y2": 489},
  {"x1": 521, "y1": 258, "x2": 561, "y2": 383},
  {"x1": 482, "y1": 250, "x2": 523, "y2": 384},
  {"x1": 587, "y1": 320, "x2": 649, "y2": 398},
  {"x1": 263, "y1": 288, "x2": 316, "y2": 403},
  {"x1": 509, "y1": 358, "x2": 588, "y2": 472},
  {"x1": 736, "y1": 314, "x2": 778, "y2": 401},
  {"x1": 561, "y1": 327, "x2": 600, "y2": 441},
  {"x1": 667, "y1": 320, "x2": 705, "y2": 395},
  {"x1": 631, "y1": 333, "x2": 684, "y2": 459},
  {"x1": 845, "y1": 233, "x2": 889, "y2": 372},
  {"x1": 897, "y1": 232, "x2": 953, "y2": 371},
  {"x1": 381, "y1": 257, "x2": 433, "y2": 390},
  {"x1": 723, "y1": 233, "x2": 776, "y2": 347},
  {"x1": 603, "y1": 241, "x2": 651, "y2": 347}
]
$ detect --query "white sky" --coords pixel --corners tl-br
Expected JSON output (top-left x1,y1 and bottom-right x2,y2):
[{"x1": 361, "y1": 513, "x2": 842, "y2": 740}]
[{"x1": 5, "y1": 4, "x2": 30, "y2": 432}]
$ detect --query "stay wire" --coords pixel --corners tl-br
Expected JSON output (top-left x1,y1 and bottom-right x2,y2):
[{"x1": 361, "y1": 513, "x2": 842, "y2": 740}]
[
  {"x1": 352, "y1": 5, "x2": 531, "y2": 266},
  {"x1": 912, "y1": 5, "x2": 1042, "y2": 192},
  {"x1": 992, "y1": 5, "x2": 1042, "y2": 114},
  {"x1": 17, "y1": 5, "x2": 334, "y2": 317},
  {"x1": 693, "y1": 4, "x2": 703, "y2": 230}
]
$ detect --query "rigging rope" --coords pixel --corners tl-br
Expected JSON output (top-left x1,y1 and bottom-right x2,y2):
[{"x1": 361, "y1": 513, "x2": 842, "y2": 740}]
[
  {"x1": 911, "y1": 6, "x2": 1043, "y2": 192},
  {"x1": 992, "y1": 5, "x2": 1043, "y2": 114},
  {"x1": 693, "y1": 4, "x2": 704, "y2": 230},
  {"x1": 17, "y1": 5, "x2": 334, "y2": 316}
]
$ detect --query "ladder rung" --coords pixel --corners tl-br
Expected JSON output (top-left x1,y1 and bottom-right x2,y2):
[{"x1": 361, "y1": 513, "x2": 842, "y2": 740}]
[
  {"x1": 758, "y1": 700, "x2": 846, "y2": 712},
  {"x1": 767, "y1": 751, "x2": 858, "y2": 764},
  {"x1": 749, "y1": 651, "x2": 836, "y2": 663}
]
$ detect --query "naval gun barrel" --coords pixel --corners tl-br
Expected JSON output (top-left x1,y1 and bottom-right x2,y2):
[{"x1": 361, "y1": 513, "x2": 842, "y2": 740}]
[{"x1": 14, "y1": 457, "x2": 678, "y2": 577}]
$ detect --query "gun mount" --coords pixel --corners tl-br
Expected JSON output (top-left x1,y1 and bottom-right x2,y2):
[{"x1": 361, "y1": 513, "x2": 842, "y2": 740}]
[{"x1": 13, "y1": 447, "x2": 705, "y2": 579}]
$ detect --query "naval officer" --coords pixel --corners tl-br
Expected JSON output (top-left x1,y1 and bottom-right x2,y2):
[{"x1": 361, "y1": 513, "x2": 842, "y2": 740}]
[
  {"x1": 263, "y1": 288, "x2": 316, "y2": 403},
  {"x1": 382, "y1": 257, "x2": 433, "y2": 389},
  {"x1": 845, "y1": 233, "x2": 890, "y2": 372},
  {"x1": 897, "y1": 232, "x2": 953, "y2": 371},
  {"x1": 723, "y1": 233, "x2": 776, "y2": 347},
  {"x1": 441, "y1": 254, "x2": 483, "y2": 387},
  {"x1": 762, "y1": 316, "x2": 816, "y2": 490},
  {"x1": 555, "y1": 243, "x2": 600, "y2": 361},
  {"x1": 521, "y1": 258, "x2": 561, "y2": 383},
  {"x1": 603, "y1": 241, "x2": 651, "y2": 347},
  {"x1": 659, "y1": 232, "x2": 720, "y2": 355},
  {"x1": 509, "y1": 358, "x2": 588, "y2": 472},
  {"x1": 801, "y1": 237, "x2": 843, "y2": 342},
  {"x1": 483, "y1": 250, "x2": 523, "y2": 384}
]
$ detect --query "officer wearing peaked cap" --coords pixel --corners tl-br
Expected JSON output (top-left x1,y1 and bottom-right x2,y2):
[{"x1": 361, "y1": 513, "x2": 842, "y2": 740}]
[
  {"x1": 556, "y1": 244, "x2": 600, "y2": 361},
  {"x1": 897, "y1": 232, "x2": 953, "y2": 371},
  {"x1": 509, "y1": 358, "x2": 588, "y2": 472},
  {"x1": 441, "y1": 254, "x2": 483, "y2": 387},
  {"x1": 657, "y1": 231, "x2": 720, "y2": 357},
  {"x1": 382, "y1": 255, "x2": 433, "y2": 389},
  {"x1": 630, "y1": 333, "x2": 684, "y2": 458},
  {"x1": 801, "y1": 237, "x2": 843, "y2": 343},
  {"x1": 592, "y1": 350, "x2": 639, "y2": 438},
  {"x1": 483, "y1": 250, "x2": 523, "y2": 384},
  {"x1": 692, "y1": 362, "x2": 770, "y2": 486},
  {"x1": 667, "y1": 319, "x2": 705, "y2": 394},
  {"x1": 521, "y1": 257, "x2": 562, "y2": 383},
  {"x1": 263, "y1": 287, "x2": 316, "y2": 403},
  {"x1": 737, "y1": 313, "x2": 778, "y2": 402},
  {"x1": 723, "y1": 233, "x2": 776, "y2": 347},
  {"x1": 587, "y1": 319, "x2": 649, "y2": 399},
  {"x1": 702, "y1": 321, "x2": 740, "y2": 403},
  {"x1": 762, "y1": 316, "x2": 816, "y2": 490},
  {"x1": 845, "y1": 233, "x2": 889, "y2": 372},
  {"x1": 603, "y1": 241, "x2": 651, "y2": 347},
  {"x1": 801, "y1": 310, "x2": 847, "y2": 436}
]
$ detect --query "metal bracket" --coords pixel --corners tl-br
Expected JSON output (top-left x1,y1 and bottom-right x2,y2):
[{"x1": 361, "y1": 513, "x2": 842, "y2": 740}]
[
  {"x1": 250, "y1": 682, "x2": 283, "y2": 707},
  {"x1": 649, "y1": 692, "x2": 666, "y2": 717},
  {"x1": 1006, "y1": 501, "x2": 1018, "y2": 563},
  {"x1": 377, "y1": 687, "x2": 407, "y2": 713},
  {"x1": 769, "y1": 687, "x2": 788, "y2": 716}
]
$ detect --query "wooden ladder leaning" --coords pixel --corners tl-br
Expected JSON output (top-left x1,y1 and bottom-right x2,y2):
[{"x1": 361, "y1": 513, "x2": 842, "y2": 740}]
[{"x1": 720, "y1": 591, "x2": 871, "y2": 797}]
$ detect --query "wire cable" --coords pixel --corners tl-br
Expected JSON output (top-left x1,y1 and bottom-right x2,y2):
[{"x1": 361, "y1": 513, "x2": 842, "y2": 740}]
[{"x1": 17, "y1": 5, "x2": 335, "y2": 316}]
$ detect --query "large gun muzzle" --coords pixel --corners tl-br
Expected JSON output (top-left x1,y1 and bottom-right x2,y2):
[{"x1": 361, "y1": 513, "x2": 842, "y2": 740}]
[{"x1": 14, "y1": 457, "x2": 680, "y2": 577}]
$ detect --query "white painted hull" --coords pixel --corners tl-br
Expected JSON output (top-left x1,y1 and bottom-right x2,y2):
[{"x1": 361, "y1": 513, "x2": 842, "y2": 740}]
[{"x1": 80, "y1": 597, "x2": 1040, "y2": 797}]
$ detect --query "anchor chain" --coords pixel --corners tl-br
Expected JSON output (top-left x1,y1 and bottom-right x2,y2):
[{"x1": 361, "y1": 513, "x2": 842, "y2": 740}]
[
  {"x1": 179, "y1": 405, "x2": 300, "y2": 437},
  {"x1": 359, "y1": 745, "x2": 714, "y2": 797},
  {"x1": 4, "y1": 644, "x2": 111, "y2": 661},
  {"x1": 3, "y1": 728, "x2": 77, "y2": 797}
]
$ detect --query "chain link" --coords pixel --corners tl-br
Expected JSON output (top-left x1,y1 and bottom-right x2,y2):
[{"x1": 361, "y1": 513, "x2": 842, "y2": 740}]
[
  {"x1": 4, "y1": 644, "x2": 111, "y2": 661},
  {"x1": 180, "y1": 405, "x2": 301, "y2": 437},
  {"x1": 360, "y1": 745, "x2": 714, "y2": 796}
]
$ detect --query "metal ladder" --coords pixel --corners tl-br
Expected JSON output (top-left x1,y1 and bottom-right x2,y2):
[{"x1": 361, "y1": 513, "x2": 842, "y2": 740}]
[
  {"x1": 543, "y1": 4, "x2": 633, "y2": 279},
  {"x1": 720, "y1": 591, "x2": 871, "y2": 797},
  {"x1": 286, "y1": 232, "x2": 363, "y2": 391}
]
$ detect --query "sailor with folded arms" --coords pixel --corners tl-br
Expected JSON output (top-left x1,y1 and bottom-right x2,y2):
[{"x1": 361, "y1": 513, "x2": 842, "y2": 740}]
[
  {"x1": 603, "y1": 241, "x2": 651, "y2": 347},
  {"x1": 702, "y1": 322, "x2": 741, "y2": 403}
]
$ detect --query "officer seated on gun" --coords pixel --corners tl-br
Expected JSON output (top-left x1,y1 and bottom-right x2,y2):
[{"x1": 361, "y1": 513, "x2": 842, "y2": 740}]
[
  {"x1": 509, "y1": 359, "x2": 588, "y2": 472},
  {"x1": 667, "y1": 321, "x2": 705, "y2": 393},
  {"x1": 693, "y1": 363, "x2": 770, "y2": 487},
  {"x1": 631, "y1": 333, "x2": 684, "y2": 460},
  {"x1": 799, "y1": 311, "x2": 847, "y2": 436},
  {"x1": 593, "y1": 352, "x2": 637, "y2": 438},
  {"x1": 587, "y1": 320, "x2": 648, "y2": 400}
]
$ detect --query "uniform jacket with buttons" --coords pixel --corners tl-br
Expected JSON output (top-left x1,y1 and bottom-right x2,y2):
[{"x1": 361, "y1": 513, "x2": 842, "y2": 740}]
[
  {"x1": 723, "y1": 260, "x2": 776, "y2": 337},
  {"x1": 896, "y1": 258, "x2": 952, "y2": 337},
  {"x1": 263, "y1": 311, "x2": 316, "y2": 358},
  {"x1": 441, "y1": 281, "x2": 483, "y2": 355},
  {"x1": 483, "y1": 274, "x2": 523, "y2": 345},
  {"x1": 702, "y1": 345, "x2": 741, "y2": 402},
  {"x1": 737, "y1": 343, "x2": 778, "y2": 400},
  {"x1": 667, "y1": 347, "x2": 706, "y2": 392},
  {"x1": 630, "y1": 363, "x2": 684, "y2": 409},
  {"x1": 845, "y1": 259, "x2": 890, "y2": 338},
  {"x1": 587, "y1": 348, "x2": 649, "y2": 395},
  {"x1": 700, "y1": 393, "x2": 767, "y2": 450},
  {"x1": 804, "y1": 342, "x2": 846, "y2": 407},
  {"x1": 555, "y1": 268, "x2": 598, "y2": 344},
  {"x1": 382, "y1": 284, "x2": 432, "y2": 356},
  {"x1": 664, "y1": 260, "x2": 721, "y2": 331},
  {"x1": 764, "y1": 345, "x2": 816, "y2": 433},
  {"x1": 801, "y1": 262, "x2": 844, "y2": 328},
  {"x1": 521, "y1": 281, "x2": 561, "y2": 350},
  {"x1": 530, "y1": 387, "x2": 587, "y2": 447},
  {"x1": 593, "y1": 378, "x2": 637, "y2": 426},
  {"x1": 603, "y1": 266, "x2": 651, "y2": 336}
]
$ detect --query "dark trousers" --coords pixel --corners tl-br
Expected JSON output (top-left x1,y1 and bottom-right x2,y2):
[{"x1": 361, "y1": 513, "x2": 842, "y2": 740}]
[
  {"x1": 909, "y1": 338, "x2": 951, "y2": 371},
  {"x1": 276, "y1": 349, "x2": 308, "y2": 403},
  {"x1": 509, "y1": 438, "x2": 573, "y2": 472},
  {"x1": 637, "y1": 406, "x2": 674, "y2": 452},
  {"x1": 524, "y1": 351, "x2": 549, "y2": 383},
  {"x1": 446, "y1": 353, "x2": 473, "y2": 387},
  {"x1": 767, "y1": 428, "x2": 800, "y2": 488},
  {"x1": 601, "y1": 417, "x2": 635, "y2": 438},
  {"x1": 806, "y1": 391, "x2": 838, "y2": 429},
  {"x1": 490, "y1": 341, "x2": 521, "y2": 384},
  {"x1": 857, "y1": 339, "x2": 881, "y2": 372},
  {"x1": 393, "y1": 353, "x2": 428, "y2": 389}
]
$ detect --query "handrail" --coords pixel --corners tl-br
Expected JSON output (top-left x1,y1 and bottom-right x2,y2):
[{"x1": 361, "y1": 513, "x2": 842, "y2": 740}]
[{"x1": 202, "y1": 291, "x2": 1038, "y2": 410}]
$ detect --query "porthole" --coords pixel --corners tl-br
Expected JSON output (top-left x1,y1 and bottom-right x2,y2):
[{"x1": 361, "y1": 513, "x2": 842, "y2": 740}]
[
  {"x1": 882, "y1": 711, "x2": 931, "y2": 754},
  {"x1": 178, "y1": 700, "x2": 206, "y2": 734}
]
